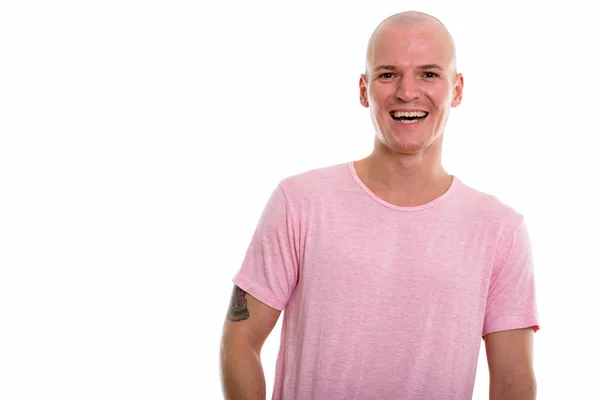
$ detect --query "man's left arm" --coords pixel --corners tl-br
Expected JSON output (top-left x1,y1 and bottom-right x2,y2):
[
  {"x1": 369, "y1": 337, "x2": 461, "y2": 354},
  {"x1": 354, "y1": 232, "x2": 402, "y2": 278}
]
[{"x1": 484, "y1": 327, "x2": 536, "y2": 400}]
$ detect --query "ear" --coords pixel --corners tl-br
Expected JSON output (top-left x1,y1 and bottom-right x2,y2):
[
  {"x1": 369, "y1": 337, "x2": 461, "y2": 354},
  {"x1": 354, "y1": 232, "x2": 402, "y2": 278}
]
[
  {"x1": 359, "y1": 74, "x2": 369, "y2": 108},
  {"x1": 451, "y1": 73, "x2": 464, "y2": 107}
]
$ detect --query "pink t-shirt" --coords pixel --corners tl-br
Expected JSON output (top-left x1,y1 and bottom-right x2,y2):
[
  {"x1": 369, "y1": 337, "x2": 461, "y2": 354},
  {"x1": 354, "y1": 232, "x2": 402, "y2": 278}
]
[{"x1": 233, "y1": 161, "x2": 540, "y2": 400}]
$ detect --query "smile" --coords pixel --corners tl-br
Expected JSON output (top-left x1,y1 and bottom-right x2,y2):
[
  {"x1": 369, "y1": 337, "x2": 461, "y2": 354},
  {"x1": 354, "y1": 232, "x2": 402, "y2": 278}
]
[{"x1": 390, "y1": 110, "x2": 428, "y2": 124}]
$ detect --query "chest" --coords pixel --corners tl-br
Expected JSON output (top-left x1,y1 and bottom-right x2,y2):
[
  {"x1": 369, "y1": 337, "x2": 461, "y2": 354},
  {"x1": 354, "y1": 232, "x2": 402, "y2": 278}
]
[{"x1": 298, "y1": 210, "x2": 497, "y2": 309}]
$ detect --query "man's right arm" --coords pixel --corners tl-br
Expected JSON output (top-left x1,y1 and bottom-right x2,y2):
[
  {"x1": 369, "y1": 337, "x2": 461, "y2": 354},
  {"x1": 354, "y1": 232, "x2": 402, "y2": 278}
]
[{"x1": 220, "y1": 285, "x2": 282, "y2": 400}]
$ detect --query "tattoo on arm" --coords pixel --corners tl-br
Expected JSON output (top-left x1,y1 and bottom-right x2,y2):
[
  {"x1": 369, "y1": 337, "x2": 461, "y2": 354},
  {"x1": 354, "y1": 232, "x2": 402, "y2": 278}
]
[{"x1": 227, "y1": 285, "x2": 250, "y2": 322}]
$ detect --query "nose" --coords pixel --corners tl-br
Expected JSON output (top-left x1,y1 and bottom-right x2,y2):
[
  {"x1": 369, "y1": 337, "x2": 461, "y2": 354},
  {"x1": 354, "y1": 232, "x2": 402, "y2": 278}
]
[{"x1": 395, "y1": 76, "x2": 420, "y2": 101}]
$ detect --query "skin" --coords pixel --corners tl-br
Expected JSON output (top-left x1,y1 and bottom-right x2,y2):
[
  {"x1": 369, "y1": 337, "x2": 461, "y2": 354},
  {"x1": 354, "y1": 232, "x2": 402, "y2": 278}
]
[
  {"x1": 220, "y1": 11, "x2": 536, "y2": 399},
  {"x1": 356, "y1": 11, "x2": 463, "y2": 207},
  {"x1": 220, "y1": 286, "x2": 280, "y2": 400},
  {"x1": 485, "y1": 328, "x2": 537, "y2": 399}
]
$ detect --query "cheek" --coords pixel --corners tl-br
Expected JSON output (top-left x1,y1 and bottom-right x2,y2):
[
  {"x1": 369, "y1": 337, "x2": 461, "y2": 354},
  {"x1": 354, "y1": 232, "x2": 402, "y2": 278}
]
[
  {"x1": 370, "y1": 84, "x2": 393, "y2": 103},
  {"x1": 426, "y1": 85, "x2": 454, "y2": 108},
  {"x1": 426, "y1": 95, "x2": 448, "y2": 112}
]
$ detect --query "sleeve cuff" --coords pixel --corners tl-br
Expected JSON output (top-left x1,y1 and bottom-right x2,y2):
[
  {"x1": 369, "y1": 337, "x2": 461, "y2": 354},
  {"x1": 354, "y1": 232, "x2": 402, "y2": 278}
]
[
  {"x1": 233, "y1": 278, "x2": 287, "y2": 311},
  {"x1": 482, "y1": 314, "x2": 540, "y2": 337}
]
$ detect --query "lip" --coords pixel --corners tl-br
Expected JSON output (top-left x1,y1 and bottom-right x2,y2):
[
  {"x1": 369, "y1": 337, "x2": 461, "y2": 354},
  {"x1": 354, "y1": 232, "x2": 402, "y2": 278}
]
[
  {"x1": 389, "y1": 110, "x2": 429, "y2": 126},
  {"x1": 391, "y1": 117, "x2": 427, "y2": 126},
  {"x1": 389, "y1": 108, "x2": 428, "y2": 113}
]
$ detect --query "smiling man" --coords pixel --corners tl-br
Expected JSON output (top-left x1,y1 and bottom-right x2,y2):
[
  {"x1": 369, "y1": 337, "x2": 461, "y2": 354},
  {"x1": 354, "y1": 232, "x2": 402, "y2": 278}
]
[{"x1": 220, "y1": 11, "x2": 540, "y2": 400}]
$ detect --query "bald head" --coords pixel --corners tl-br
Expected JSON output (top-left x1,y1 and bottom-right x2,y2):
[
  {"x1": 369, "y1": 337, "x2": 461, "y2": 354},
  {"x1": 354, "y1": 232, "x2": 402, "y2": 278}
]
[{"x1": 365, "y1": 11, "x2": 457, "y2": 78}]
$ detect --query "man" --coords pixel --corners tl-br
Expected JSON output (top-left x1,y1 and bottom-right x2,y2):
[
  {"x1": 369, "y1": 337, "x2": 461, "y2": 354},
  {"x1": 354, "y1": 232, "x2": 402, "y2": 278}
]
[{"x1": 220, "y1": 11, "x2": 539, "y2": 400}]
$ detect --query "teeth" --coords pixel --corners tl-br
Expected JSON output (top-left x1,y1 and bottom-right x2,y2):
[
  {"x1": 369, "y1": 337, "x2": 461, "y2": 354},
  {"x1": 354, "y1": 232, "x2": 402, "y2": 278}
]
[{"x1": 392, "y1": 111, "x2": 427, "y2": 118}]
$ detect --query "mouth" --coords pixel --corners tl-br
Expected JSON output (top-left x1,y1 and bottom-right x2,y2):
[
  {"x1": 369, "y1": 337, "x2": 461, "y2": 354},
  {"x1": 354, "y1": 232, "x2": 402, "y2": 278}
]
[{"x1": 390, "y1": 110, "x2": 428, "y2": 124}]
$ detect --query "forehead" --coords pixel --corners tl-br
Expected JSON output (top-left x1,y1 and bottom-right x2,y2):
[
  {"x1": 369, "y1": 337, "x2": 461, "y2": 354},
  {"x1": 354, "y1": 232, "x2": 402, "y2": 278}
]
[{"x1": 368, "y1": 25, "x2": 453, "y2": 69}]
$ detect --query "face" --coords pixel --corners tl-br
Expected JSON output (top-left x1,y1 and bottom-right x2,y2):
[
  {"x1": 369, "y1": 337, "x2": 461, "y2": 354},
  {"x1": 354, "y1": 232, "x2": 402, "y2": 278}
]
[{"x1": 359, "y1": 24, "x2": 464, "y2": 155}]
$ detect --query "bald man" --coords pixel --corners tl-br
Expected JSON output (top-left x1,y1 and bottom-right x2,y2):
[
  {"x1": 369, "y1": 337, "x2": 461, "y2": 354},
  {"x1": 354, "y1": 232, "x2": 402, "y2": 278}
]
[{"x1": 220, "y1": 11, "x2": 539, "y2": 400}]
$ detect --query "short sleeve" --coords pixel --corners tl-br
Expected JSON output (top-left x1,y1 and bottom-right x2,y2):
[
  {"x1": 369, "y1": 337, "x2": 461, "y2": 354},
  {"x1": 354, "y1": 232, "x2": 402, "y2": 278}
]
[
  {"x1": 482, "y1": 217, "x2": 540, "y2": 337},
  {"x1": 232, "y1": 183, "x2": 299, "y2": 311}
]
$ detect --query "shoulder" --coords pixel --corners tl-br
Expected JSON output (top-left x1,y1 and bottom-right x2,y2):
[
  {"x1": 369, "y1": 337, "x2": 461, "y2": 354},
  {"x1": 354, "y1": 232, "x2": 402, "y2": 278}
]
[
  {"x1": 453, "y1": 178, "x2": 525, "y2": 235},
  {"x1": 277, "y1": 161, "x2": 351, "y2": 202}
]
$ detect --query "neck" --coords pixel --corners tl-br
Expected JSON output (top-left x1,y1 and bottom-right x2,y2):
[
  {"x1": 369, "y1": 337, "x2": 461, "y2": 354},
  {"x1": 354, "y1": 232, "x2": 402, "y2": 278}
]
[{"x1": 354, "y1": 142, "x2": 452, "y2": 207}]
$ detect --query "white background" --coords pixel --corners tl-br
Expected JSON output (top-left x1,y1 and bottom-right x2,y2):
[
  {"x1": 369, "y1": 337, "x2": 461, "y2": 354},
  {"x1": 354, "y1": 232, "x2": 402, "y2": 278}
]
[{"x1": 1, "y1": 0, "x2": 599, "y2": 399}]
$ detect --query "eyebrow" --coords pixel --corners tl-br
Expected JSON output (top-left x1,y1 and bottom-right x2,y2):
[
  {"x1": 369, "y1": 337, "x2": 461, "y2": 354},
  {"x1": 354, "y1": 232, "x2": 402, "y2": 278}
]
[
  {"x1": 373, "y1": 64, "x2": 445, "y2": 72},
  {"x1": 418, "y1": 64, "x2": 445, "y2": 71}
]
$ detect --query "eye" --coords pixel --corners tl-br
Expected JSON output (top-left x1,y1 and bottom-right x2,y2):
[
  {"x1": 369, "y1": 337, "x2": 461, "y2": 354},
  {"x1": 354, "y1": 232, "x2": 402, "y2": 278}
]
[
  {"x1": 423, "y1": 71, "x2": 439, "y2": 78},
  {"x1": 379, "y1": 72, "x2": 395, "y2": 79}
]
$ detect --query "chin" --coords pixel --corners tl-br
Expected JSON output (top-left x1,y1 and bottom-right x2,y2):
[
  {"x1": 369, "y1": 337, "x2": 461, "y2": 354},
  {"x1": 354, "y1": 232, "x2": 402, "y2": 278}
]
[
  {"x1": 384, "y1": 134, "x2": 435, "y2": 154},
  {"x1": 390, "y1": 143, "x2": 429, "y2": 154}
]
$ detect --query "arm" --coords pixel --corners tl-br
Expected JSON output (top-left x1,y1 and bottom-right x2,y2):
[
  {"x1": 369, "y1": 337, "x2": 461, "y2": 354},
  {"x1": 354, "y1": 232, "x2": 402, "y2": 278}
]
[
  {"x1": 484, "y1": 327, "x2": 537, "y2": 400},
  {"x1": 220, "y1": 285, "x2": 281, "y2": 400}
]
